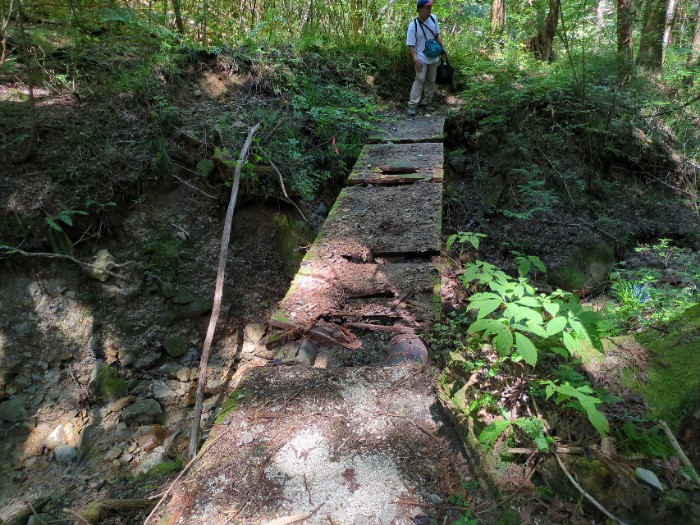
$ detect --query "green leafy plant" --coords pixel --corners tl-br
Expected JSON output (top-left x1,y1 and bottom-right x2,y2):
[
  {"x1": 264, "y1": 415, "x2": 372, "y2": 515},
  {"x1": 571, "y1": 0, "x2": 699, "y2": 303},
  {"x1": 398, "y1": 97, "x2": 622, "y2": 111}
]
[
  {"x1": 478, "y1": 416, "x2": 552, "y2": 451},
  {"x1": 539, "y1": 380, "x2": 610, "y2": 437},
  {"x1": 463, "y1": 259, "x2": 603, "y2": 367},
  {"x1": 447, "y1": 231, "x2": 487, "y2": 252},
  {"x1": 45, "y1": 209, "x2": 88, "y2": 233}
]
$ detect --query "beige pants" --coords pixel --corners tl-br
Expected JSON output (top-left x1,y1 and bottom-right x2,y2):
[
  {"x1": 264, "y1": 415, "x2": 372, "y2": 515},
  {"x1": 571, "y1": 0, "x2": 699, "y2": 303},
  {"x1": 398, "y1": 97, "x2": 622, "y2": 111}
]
[{"x1": 408, "y1": 60, "x2": 439, "y2": 108}]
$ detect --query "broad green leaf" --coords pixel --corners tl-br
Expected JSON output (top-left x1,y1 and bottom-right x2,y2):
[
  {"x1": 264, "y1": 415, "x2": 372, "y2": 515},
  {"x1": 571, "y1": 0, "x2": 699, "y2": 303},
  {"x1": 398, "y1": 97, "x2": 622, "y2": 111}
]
[
  {"x1": 469, "y1": 292, "x2": 501, "y2": 301},
  {"x1": 562, "y1": 331, "x2": 582, "y2": 355},
  {"x1": 494, "y1": 328, "x2": 513, "y2": 355},
  {"x1": 470, "y1": 299, "x2": 502, "y2": 320},
  {"x1": 467, "y1": 318, "x2": 506, "y2": 336},
  {"x1": 512, "y1": 322, "x2": 547, "y2": 338},
  {"x1": 543, "y1": 301, "x2": 560, "y2": 317},
  {"x1": 45, "y1": 217, "x2": 62, "y2": 231},
  {"x1": 514, "y1": 332, "x2": 538, "y2": 366},
  {"x1": 517, "y1": 296, "x2": 542, "y2": 308},
  {"x1": 545, "y1": 316, "x2": 567, "y2": 337},
  {"x1": 461, "y1": 264, "x2": 479, "y2": 283},
  {"x1": 550, "y1": 346, "x2": 570, "y2": 358},
  {"x1": 554, "y1": 383, "x2": 580, "y2": 399},
  {"x1": 580, "y1": 398, "x2": 609, "y2": 437},
  {"x1": 532, "y1": 257, "x2": 547, "y2": 273},
  {"x1": 504, "y1": 304, "x2": 543, "y2": 325},
  {"x1": 517, "y1": 260, "x2": 531, "y2": 277}
]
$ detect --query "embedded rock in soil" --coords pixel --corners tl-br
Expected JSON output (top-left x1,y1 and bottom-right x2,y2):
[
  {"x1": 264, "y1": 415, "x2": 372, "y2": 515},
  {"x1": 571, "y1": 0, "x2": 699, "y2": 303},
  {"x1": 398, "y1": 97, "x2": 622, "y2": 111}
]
[{"x1": 121, "y1": 399, "x2": 163, "y2": 425}]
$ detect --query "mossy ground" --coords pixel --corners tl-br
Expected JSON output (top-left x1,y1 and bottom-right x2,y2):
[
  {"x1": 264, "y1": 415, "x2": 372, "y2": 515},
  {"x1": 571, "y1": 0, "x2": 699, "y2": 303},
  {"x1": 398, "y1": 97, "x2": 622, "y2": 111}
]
[{"x1": 634, "y1": 304, "x2": 700, "y2": 430}]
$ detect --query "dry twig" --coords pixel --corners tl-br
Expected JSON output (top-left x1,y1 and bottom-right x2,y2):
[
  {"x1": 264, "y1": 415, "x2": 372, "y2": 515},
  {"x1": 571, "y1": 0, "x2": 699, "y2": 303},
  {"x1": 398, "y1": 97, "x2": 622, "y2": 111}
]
[
  {"x1": 256, "y1": 146, "x2": 308, "y2": 222},
  {"x1": 554, "y1": 452, "x2": 630, "y2": 525},
  {"x1": 188, "y1": 123, "x2": 261, "y2": 459},
  {"x1": 659, "y1": 419, "x2": 700, "y2": 485},
  {"x1": 0, "y1": 245, "x2": 137, "y2": 278},
  {"x1": 143, "y1": 433, "x2": 222, "y2": 525}
]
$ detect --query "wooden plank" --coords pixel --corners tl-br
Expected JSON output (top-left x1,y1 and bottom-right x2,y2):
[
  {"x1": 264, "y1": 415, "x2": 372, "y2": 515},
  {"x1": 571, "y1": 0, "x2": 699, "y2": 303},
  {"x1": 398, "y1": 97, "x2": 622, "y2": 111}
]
[
  {"x1": 305, "y1": 183, "x2": 442, "y2": 260},
  {"x1": 271, "y1": 261, "x2": 440, "y2": 328},
  {"x1": 348, "y1": 143, "x2": 444, "y2": 185},
  {"x1": 368, "y1": 116, "x2": 445, "y2": 143}
]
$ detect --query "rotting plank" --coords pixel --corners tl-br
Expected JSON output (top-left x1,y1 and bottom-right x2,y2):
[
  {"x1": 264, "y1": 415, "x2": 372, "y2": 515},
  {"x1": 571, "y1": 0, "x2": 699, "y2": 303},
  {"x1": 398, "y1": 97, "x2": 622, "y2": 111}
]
[
  {"x1": 270, "y1": 261, "x2": 440, "y2": 330},
  {"x1": 368, "y1": 116, "x2": 445, "y2": 144},
  {"x1": 348, "y1": 143, "x2": 444, "y2": 185}
]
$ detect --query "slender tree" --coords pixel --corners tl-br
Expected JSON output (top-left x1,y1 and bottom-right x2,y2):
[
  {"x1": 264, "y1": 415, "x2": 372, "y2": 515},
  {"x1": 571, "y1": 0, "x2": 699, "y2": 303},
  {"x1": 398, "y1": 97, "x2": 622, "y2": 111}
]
[
  {"x1": 637, "y1": 0, "x2": 667, "y2": 69},
  {"x1": 662, "y1": 0, "x2": 678, "y2": 63},
  {"x1": 617, "y1": 0, "x2": 634, "y2": 78},
  {"x1": 688, "y1": 0, "x2": 700, "y2": 65},
  {"x1": 491, "y1": 0, "x2": 506, "y2": 33}
]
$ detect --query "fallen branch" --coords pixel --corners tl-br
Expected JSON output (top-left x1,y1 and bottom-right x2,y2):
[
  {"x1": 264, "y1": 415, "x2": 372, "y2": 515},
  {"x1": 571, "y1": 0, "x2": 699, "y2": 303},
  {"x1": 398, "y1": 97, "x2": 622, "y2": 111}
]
[
  {"x1": 346, "y1": 322, "x2": 416, "y2": 333},
  {"x1": 659, "y1": 419, "x2": 700, "y2": 485},
  {"x1": 143, "y1": 433, "x2": 222, "y2": 525},
  {"x1": 188, "y1": 123, "x2": 261, "y2": 460},
  {"x1": 0, "y1": 245, "x2": 136, "y2": 278},
  {"x1": 554, "y1": 453, "x2": 630, "y2": 525},
  {"x1": 506, "y1": 445, "x2": 583, "y2": 455},
  {"x1": 256, "y1": 146, "x2": 308, "y2": 222},
  {"x1": 261, "y1": 512, "x2": 312, "y2": 525},
  {"x1": 171, "y1": 172, "x2": 218, "y2": 200}
]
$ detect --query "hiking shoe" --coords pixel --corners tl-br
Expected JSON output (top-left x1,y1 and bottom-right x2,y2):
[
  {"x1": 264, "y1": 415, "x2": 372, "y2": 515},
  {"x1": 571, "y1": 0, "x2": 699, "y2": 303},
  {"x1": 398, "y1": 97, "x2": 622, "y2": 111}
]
[
  {"x1": 407, "y1": 108, "x2": 417, "y2": 116},
  {"x1": 425, "y1": 104, "x2": 435, "y2": 113}
]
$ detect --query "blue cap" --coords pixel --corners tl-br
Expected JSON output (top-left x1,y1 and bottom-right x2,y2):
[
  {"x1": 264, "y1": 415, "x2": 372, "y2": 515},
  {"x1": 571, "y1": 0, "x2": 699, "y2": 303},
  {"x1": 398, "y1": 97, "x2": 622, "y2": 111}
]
[{"x1": 417, "y1": 0, "x2": 433, "y2": 8}]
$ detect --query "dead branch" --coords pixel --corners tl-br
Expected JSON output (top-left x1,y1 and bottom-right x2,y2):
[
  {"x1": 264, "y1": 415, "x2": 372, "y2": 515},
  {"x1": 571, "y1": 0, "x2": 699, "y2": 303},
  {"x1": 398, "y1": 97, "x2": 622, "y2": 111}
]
[
  {"x1": 554, "y1": 453, "x2": 630, "y2": 525},
  {"x1": 659, "y1": 419, "x2": 700, "y2": 485},
  {"x1": 171, "y1": 172, "x2": 218, "y2": 200},
  {"x1": 346, "y1": 322, "x2": 416, "y2": 333},
  {"x1": 188, "y1": 123, "x2": 261, "y2": 460},
  {"x1": 0, "y1": 245, "x2": 137, "y2": 278},
  {"x1": 143, "y1": 433, "x2": 222, "y2": 525},
  {"x1": 256, "y1": 146, "x2": 308, "y2": 222}
]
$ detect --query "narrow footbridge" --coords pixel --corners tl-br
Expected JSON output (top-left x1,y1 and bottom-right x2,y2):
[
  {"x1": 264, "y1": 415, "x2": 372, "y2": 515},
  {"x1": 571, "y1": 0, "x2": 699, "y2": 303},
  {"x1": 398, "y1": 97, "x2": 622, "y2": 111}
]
[
  {"x1": 160, "y1": 117, "x2": 476, "y2": 524},
  {"x1": 268, "y1": 116, "x2": 446, "y2": 363}
]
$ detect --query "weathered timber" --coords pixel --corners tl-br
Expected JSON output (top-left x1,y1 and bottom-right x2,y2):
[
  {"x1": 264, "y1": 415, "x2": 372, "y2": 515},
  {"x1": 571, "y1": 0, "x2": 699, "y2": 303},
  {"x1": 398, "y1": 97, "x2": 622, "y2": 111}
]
[
  {"x1": 307, "y1": 183, "x2": 442, "y2": 259},
  {"x1": 347, "y1": 143, "x2": 444, "y2": 185},
  {"x1": 368, "y1": 116, "x2": 445, "y2": 143},
  {"x1": 271, "y1": 261, "x2": 440, "y2": 328}
]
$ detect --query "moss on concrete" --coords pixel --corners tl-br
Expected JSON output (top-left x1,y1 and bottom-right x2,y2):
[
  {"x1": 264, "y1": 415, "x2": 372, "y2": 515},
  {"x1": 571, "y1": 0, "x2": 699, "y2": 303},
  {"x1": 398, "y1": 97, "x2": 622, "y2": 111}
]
[
  {"x1": 215, "y1": 390, "x2": 246, "y2": 424},
  {"x1": 274, "y1": 215, "x2": 313, "y2": 278}
]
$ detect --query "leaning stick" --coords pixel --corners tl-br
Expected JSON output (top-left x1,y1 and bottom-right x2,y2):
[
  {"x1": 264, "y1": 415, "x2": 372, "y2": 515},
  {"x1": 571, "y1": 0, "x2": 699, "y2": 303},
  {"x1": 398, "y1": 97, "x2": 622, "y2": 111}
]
[
  {"x1": 659, "y1": 420, "x2": 700, "y2": 485},
  {"x1": 188, "y1": 123, "x2": 261, "y2": 460},
  {"x1": 554, "y1": 453, "x2": 630, "y2": 525}
]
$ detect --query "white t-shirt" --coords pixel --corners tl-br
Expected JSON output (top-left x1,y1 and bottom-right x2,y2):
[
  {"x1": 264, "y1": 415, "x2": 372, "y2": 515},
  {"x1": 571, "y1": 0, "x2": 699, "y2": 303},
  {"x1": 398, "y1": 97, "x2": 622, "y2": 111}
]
[{"x1": 406, "y1": 15, "x2": 441, "y2": 65}]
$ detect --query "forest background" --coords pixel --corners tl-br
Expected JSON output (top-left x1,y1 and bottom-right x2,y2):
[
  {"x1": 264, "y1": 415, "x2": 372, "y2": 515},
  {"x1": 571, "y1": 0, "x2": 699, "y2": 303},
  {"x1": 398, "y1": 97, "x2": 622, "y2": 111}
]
[{"x1": 1, "y1": 0, "x2": 700, "y2": 523}]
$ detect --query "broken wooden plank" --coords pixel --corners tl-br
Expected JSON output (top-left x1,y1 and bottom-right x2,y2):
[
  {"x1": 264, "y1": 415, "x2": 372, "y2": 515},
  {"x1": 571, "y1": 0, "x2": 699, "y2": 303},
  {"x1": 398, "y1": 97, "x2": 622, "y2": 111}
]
[{"x1": 348, "y1": 143, "x2": 444, "y2": 185}]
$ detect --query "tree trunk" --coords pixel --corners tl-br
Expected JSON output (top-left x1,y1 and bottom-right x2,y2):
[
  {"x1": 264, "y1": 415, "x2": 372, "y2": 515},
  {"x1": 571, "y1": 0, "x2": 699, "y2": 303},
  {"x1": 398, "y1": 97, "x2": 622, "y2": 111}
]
[
  {"x1": 491, "y1": 0, "x2": 506, "y2": 33},
  {"x1": 637, "y1": 0, "x2": 666, "y2": 70},
  {"x1": 350, "y1": 0, "x2": 361, "y2": 36},
  {"x1": 662, "y1": 0, "x2": 678, "y2": 63},
  {"x1": 527, "y1": 0, "x2": 560, "y2": 61},
  {"x1": 172, "y1": 0, "x2": 185, "y2": 34},
  {"x1": 688, "y1": 0, "x2": 700, "y2": 65},
  {"x1": 617, "y1": 0, "x2": 634, "y2": 78}
]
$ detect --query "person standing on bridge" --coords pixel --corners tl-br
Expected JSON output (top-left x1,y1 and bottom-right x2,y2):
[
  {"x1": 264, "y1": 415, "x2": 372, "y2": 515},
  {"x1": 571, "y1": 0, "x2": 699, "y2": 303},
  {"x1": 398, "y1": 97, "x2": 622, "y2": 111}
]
[{"x1": 406, "y1": 0, "x2": 447, "y2": 116}]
